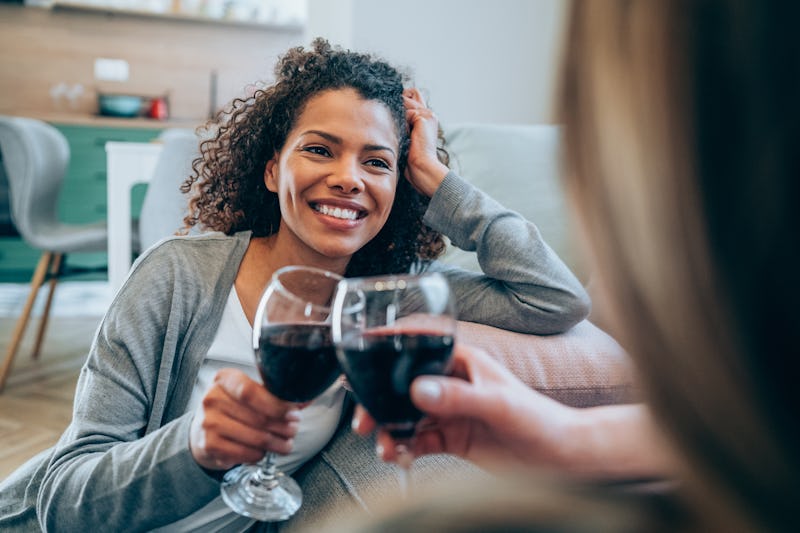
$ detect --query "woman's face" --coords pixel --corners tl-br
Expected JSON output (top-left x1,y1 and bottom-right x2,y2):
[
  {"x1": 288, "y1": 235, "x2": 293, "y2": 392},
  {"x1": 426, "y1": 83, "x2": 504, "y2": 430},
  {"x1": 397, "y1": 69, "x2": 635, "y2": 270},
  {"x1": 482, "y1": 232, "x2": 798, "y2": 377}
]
[{"x1": 265, "y1": 88, "x2": 400, "y2": 263}]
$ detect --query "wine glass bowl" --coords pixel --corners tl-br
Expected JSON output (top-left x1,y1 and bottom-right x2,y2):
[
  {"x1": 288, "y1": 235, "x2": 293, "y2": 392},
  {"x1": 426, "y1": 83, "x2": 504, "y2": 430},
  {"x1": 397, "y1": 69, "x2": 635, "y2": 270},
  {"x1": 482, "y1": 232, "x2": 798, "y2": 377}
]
[
  {"x1": 332, "y1": 273, "x2": 456, "y2": 441},
  {"x1": 220, "y1": 265, "x2": 343, "y2": 522}
]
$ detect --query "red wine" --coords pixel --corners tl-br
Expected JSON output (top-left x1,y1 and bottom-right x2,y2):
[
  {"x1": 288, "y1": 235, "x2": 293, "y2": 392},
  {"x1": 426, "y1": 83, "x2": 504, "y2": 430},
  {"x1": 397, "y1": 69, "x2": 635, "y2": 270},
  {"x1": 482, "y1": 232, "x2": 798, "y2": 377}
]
[
  {"x1": 337, "y1": 331, "x2": 454, "y2": 438},
  {"x1": 257, "y1": 324, "x2": 340, "y2": 403}
]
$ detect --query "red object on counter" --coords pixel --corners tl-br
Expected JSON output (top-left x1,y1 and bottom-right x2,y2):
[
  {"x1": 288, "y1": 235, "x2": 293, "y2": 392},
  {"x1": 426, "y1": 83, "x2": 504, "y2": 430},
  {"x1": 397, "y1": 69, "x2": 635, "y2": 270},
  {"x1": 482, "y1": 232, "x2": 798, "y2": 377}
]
[{"x1": 148, "y1": 97, "x2": 169, "y2": 120}]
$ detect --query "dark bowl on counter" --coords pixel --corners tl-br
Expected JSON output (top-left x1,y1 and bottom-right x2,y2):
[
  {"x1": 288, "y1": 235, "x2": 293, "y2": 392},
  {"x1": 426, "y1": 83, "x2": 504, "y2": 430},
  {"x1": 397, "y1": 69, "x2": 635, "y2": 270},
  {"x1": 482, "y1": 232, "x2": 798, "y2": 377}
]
[{"x1": 97, "y1": 94, "x2": 144, "y2": 118}]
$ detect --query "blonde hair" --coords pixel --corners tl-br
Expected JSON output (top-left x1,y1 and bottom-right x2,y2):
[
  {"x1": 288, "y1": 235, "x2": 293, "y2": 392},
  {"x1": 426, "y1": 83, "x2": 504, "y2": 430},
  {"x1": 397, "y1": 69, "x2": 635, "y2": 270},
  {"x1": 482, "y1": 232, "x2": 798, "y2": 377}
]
[{"x1": 559, "y1": 1, "x2": 800, "y2": 530}]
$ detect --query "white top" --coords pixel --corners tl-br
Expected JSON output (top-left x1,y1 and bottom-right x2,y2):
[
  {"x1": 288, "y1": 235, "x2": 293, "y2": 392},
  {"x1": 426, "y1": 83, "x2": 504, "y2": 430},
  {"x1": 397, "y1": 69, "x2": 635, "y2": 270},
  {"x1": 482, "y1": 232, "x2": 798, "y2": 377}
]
[{"x1": 155, "y1": 286, "x2": 346, "y2": 532}]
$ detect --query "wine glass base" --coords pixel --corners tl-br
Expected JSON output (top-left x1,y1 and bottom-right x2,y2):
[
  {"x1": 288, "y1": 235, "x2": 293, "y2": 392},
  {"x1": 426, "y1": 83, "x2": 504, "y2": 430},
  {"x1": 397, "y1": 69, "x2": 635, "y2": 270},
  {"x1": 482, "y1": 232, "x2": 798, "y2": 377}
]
[{"x1": 220, "y1": 464, "x2": 303, "y2": 522}]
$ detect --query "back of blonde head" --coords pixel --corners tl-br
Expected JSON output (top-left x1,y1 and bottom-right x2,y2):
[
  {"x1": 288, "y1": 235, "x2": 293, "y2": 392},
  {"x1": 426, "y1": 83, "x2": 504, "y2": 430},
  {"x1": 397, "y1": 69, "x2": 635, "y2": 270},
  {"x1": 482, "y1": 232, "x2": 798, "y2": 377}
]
[{"x1": 560, "y1": 1, "x2": 800, "y2": 530}]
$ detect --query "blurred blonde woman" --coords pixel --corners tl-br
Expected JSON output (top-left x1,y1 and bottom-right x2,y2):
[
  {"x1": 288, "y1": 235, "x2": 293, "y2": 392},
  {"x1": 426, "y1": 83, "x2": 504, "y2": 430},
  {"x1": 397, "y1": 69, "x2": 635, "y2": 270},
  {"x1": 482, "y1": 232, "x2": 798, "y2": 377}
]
[{"x1": 350, "y1": 1, "x2": 800, "y2": 531}]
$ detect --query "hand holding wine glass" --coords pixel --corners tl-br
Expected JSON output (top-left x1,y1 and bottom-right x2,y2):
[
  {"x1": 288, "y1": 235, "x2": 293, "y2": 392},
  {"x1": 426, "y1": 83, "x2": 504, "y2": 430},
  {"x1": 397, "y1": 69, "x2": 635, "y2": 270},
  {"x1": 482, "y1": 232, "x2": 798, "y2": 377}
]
[
  {"x1": 352, "y1": 342, "x2": 585, "y2": 472},
  {"x1": 220, "y1": 265, "x2": 343, "y2": 522},
  {"x1": 332, "y1": 272, "x2": 456, "y2": 495},
  {"x1": 189, "y1": 368, "x2": 300, "y2": 472}
]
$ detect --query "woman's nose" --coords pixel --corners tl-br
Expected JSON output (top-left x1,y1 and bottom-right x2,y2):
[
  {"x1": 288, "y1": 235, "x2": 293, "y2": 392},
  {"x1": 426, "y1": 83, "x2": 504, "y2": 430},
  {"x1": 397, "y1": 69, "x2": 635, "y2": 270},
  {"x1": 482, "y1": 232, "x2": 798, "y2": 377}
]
[{"x1": 327, "y1": 157, "x2": 363, "y2": 193}]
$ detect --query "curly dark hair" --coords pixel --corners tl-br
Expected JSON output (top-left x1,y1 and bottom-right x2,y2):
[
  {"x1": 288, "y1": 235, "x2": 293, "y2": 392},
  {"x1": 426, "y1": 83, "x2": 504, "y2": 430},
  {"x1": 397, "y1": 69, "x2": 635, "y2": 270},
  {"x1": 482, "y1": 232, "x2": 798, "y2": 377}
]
[{"x1": 182, "y1": 38, "x2": 448, "y2": 276}]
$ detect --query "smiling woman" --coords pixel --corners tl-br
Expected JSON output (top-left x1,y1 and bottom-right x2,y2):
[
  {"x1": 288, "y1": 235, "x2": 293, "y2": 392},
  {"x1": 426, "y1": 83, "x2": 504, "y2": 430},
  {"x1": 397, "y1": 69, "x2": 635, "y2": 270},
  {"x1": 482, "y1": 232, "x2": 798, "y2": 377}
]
[
  {"x1": 182, "y1": 40, "x2": 443, "y2": 279},
  {"x1": 262, "y1": 89, "x2": 400, "y2": 269},
  {"x1": 0, "y1": 38, "x2": 590, "y2": 531}
]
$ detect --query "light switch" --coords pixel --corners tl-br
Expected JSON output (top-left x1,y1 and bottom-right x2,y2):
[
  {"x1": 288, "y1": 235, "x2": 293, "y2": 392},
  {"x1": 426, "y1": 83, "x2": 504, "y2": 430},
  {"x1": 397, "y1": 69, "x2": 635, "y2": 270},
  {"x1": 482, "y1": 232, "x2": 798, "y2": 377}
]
[{"x1": 94, "y1": 58, "x2": 130, "y2": 82}]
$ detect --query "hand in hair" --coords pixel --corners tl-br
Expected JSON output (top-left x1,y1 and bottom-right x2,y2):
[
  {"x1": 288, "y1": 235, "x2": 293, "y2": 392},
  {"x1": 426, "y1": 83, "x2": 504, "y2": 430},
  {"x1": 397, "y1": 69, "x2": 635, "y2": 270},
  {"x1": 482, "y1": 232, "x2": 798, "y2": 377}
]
[{"x1": 403, "y1": 87, "x2": 450, "y2": 197}]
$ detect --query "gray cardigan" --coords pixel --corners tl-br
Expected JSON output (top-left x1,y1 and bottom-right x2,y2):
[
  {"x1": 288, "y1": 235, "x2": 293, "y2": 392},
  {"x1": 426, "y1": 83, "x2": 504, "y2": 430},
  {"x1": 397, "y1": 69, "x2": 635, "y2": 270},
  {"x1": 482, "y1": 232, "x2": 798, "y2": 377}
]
[{"x1": 0, "y1": 172, "x2": 589, "y2": 532}]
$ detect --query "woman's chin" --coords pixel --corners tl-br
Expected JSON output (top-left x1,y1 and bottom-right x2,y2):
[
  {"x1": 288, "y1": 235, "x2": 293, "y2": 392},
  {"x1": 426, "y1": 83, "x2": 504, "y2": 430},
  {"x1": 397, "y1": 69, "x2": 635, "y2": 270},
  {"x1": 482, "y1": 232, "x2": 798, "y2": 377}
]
[
  {"x1": 311, "y1": 237, "x2": 375, "y2": 262},
  {"x1": 310, "y1": 245, "x2": 360, "y2": 265}
]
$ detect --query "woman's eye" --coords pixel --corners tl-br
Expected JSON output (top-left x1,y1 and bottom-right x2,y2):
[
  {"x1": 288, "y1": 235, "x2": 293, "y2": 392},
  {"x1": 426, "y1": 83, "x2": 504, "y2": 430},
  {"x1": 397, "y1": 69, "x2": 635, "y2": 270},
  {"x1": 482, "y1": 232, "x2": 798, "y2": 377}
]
[
  {"x1": 303, "y1": 146, "x2": 330, "y2": 157},
  {"x1": 365, "y1": 158, "x2": 391, "y2": 170}
]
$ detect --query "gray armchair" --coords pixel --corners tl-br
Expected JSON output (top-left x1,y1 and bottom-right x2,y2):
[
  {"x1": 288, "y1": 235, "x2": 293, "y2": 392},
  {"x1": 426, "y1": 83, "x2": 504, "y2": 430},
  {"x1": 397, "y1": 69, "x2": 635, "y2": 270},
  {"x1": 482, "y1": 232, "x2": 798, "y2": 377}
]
[{"x1": 137, "y1": 128, "x2": 199, "y2": 252}]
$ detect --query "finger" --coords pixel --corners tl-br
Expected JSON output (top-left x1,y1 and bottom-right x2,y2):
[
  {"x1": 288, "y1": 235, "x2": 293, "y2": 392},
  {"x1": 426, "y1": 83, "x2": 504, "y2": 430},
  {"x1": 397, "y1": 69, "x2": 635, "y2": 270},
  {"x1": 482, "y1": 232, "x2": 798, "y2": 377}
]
[
  {"x1": 403, "y1": 91, "x2": 429, "y2": 112},
  {"x1": 411, "y1": 428, "x2": 447, "y2": 456},
  {"x1": 376, "y1": 429, "x2": 445, "y2": 463},
  {"x1": 191, "y1": 414, "x2": 296, "y2": 469},
  {"x1": 403, "y1": 87, "x2": 425, "y2": 104},
  {"x1": 405, "y1": 107, "x2": 435, "y2": 122},
  {"x1": 375, "y1": 430, "x2": 399, "y2": 462},
  {"x1": 211, "y1": 413, "x2": 297, "y2": 454},
  {"x1": 203, "y1": 383, "x2": 302, "y2": 441},
  {"x1": 194, "y1": 433, "x2": 267, "y2": 470},
  {"x1": 410, "y1": 374, "x2": 498, "y2": 421},
  {"x1": 351, "y1": 405, "x2": 377, "y2": 435},
  {"x1": 214, "y1": 368, "x2": 298, "y2": 418},
  {"x1": 411, "y1": 344, "x2": 523, "y2": 419},
  {"x1": 403, "y1": 97, "x2": 426, "y2": 112},
  {"x1": 208, "y1": 432, "x2": 294, "y2": 467},
  {"x1": 203, "y1": 385, "x2": 300, "y2": 434},
  {"x1": 199, "y1": 400, "x2": 298, "y2": 447}
]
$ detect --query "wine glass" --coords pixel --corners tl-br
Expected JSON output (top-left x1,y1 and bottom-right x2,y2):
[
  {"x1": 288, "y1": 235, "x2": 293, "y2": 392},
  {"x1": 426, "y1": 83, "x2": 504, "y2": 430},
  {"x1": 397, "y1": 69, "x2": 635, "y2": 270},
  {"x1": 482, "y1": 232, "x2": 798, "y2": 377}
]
[
  {"x1": 220, "y1": 265, "x2": 343, "y2": 521},
  {"x1": 331, "y1": 272, "x2": 456, "y2": 495}
]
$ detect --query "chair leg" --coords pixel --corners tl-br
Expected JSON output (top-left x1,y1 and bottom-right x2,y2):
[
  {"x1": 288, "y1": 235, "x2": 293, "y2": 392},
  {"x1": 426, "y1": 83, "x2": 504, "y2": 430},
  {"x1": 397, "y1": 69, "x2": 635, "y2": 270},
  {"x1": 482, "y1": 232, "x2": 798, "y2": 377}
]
[
  {"x1": 0, "y1": 251, "x2": 53, "y2": 392},
  {"x1": 32, "y1": 253, "x2": 63, "y2": 360}
]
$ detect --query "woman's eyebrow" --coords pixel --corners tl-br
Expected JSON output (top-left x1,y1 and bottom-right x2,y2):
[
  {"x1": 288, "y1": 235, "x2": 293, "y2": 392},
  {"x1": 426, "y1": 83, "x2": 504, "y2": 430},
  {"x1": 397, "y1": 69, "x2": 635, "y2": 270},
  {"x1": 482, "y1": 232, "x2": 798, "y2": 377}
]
[
  {"x1": 303, "y1": 129, "x2": 342, "y2": 144},
  {"x1": 364, "y1": 143, "x2": 396, "y2": 157},
  {"x1": 302, "y1": 130, "x2": 396, "y2": 157}
]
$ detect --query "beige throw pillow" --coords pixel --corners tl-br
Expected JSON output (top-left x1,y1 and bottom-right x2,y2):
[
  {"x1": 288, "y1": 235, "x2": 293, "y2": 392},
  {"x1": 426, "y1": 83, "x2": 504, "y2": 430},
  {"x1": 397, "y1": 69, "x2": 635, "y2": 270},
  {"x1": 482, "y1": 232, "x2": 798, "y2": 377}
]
[{"x1": 457, "y1": 320, "x2": 638, "y2": 408}]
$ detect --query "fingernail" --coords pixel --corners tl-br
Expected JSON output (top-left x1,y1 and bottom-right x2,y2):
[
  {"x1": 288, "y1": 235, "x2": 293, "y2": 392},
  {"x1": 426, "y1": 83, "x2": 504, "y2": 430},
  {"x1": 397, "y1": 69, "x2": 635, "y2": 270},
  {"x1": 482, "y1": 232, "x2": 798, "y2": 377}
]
[
  {"x1": 286, "y1": 410, "x2": 301, "y2": 421},
  {"x1": 414, "y1": 378, "x2": 442, "y2": 403},
  {"x1": 376, "y1": 443, "x2": 385, "y2": 458},
  {"x1": 351, "y1": 416, "x2": 361, "y2": 432}
]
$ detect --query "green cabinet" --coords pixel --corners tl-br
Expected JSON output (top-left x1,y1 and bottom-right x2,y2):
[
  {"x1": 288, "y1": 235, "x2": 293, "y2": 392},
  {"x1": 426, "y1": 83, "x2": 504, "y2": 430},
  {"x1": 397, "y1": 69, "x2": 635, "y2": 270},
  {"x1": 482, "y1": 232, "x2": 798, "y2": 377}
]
[
  {"x1": 0, "y1": 124, "x2": 162, "y2": 282},
  {"x1": 0, "y1": 237, "x2": 42, "y2": 281}
]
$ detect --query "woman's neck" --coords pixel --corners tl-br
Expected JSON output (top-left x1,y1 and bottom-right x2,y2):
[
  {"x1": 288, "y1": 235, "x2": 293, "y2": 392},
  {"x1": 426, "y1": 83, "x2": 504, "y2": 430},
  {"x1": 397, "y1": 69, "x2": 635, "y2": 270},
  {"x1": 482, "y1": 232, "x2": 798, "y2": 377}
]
[
  {"x1": 234, "y1": 233, "x2": 350, "y2": 324},
  {"x1": 259, "y1": 231, "x2": 351, "y2": 276}
]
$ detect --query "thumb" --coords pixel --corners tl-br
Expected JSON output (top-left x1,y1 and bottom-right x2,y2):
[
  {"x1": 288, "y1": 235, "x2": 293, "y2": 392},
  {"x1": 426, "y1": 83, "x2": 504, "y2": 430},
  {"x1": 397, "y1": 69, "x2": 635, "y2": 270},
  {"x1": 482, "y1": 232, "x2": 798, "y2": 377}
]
[{"x1": 411, "y1": 375, "x2": 491, "y2": 420}]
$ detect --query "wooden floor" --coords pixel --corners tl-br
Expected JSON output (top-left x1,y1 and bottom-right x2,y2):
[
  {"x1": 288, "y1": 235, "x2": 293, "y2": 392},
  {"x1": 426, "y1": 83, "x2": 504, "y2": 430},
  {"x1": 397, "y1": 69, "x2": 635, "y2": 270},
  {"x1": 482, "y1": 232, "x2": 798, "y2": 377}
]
[{"x1": 0, "y1": 316, "x2": 99, "y2": 480}]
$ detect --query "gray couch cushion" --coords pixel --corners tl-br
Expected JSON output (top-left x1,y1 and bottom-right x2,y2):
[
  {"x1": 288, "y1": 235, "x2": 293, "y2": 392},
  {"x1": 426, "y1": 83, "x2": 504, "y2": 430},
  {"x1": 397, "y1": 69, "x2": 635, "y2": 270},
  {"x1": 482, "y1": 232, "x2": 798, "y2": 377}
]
[{"x1": 441, "y1": 123, "x2": 588, "y2": 282}]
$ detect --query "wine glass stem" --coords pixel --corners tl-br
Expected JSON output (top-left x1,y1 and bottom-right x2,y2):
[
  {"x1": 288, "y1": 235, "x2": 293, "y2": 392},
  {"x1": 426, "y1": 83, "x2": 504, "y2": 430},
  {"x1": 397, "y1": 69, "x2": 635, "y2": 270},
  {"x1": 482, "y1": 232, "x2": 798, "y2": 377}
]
[
  {"x1": 397, "y1": 464, "x2": 410, "y2": 499},
  {"x1": 252, "y1": 452, "x2": 280, "y2": 490},
  {"x1": 396, "y1": 443, "x2": 413, "y2": 499}
]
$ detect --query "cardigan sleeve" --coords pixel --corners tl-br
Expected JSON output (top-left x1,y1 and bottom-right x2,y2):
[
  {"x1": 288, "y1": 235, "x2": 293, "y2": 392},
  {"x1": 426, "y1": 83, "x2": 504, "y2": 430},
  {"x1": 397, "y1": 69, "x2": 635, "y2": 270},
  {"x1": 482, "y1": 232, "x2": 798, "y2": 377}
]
[
  {"x1": 36, "y1": 240, "x2": 224, "y2": 531},
  {"x1": 423, "y1": 171, "x2": 590, "y2": 334}
]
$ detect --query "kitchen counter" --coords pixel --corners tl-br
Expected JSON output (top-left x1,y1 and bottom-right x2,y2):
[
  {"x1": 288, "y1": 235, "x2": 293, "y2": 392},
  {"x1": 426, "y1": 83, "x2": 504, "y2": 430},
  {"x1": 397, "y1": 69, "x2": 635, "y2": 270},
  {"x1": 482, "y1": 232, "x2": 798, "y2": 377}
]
[{"x1": 3, "y1": 111, "x2": 203, "y2": 130}]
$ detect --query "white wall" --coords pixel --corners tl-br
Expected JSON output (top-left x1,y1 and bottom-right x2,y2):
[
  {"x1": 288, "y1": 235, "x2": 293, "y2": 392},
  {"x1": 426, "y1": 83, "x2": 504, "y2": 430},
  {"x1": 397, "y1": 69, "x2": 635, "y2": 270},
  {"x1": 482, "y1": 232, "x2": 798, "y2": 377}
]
[
  {"x1": 304, "y1": 0, "x2": 354, "y2": 49},
  {"x1": 307, "y1": 0, "x2": 567, "y2": 125}
]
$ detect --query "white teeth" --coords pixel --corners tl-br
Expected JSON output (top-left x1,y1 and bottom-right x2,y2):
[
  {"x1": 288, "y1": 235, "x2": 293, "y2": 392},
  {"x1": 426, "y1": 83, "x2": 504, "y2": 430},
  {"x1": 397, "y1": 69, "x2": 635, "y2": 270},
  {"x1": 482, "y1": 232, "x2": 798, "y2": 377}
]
[{"x1": 315, "y1": 204, "x2": 359, "y2": 220}]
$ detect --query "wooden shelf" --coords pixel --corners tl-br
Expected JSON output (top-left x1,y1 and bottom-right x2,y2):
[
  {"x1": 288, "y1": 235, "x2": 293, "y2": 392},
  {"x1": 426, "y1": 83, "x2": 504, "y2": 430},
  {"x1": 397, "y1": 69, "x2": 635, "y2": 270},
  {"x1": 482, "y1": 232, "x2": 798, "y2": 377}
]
[
  {"x1": 51, "y1": 1, "x2": 305, "y2": 32},
  {"x1": 5, "y1": 111, "x2": 202, "y2": 130}
]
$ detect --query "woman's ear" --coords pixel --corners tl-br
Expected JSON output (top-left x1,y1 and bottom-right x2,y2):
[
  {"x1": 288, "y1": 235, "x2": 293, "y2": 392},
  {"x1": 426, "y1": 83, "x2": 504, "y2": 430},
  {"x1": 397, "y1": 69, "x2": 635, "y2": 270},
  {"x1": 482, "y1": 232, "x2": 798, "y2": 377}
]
[{"x1": 264, "y1": 157, "x2": 278, "y2": 192}]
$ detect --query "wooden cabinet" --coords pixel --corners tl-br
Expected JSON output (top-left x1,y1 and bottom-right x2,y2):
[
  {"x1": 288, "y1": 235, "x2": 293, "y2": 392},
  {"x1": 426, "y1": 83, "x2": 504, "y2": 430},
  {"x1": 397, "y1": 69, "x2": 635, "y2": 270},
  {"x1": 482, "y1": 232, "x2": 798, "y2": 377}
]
[{"x1": 0, "y1": 124, "x2": 162, "y2": 282}]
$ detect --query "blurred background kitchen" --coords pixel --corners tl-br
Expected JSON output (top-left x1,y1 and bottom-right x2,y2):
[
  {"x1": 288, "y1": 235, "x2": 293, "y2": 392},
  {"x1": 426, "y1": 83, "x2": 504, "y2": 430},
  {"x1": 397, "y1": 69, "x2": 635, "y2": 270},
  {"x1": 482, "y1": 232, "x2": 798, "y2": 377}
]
[
  {"x1": 0, "y1": 0, "x2": 565, "y2": 280},
  {"x1": 0, "y1": 0, "x2": 565, "y2": 476}
]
